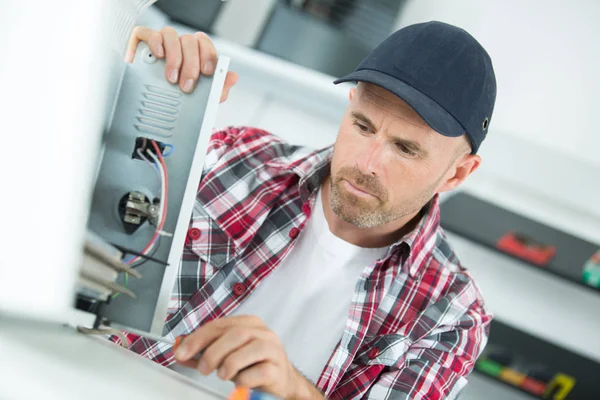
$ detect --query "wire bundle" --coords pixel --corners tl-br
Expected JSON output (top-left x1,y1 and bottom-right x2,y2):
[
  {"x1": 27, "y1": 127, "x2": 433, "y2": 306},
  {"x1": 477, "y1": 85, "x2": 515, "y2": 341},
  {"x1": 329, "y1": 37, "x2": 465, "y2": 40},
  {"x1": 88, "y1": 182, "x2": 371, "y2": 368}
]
[
  {"x1": 112, "y1": 140, "x2": 171, "y2": 300},
  {"x1": 125, "y1": 140, "x2": 170, "y2": 265}
]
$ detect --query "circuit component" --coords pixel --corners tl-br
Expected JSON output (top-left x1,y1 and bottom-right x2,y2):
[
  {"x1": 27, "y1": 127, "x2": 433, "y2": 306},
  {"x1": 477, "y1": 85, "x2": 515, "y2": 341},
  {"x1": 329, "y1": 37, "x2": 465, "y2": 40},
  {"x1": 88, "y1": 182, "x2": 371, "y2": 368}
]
[
  {"x1": 132, "y1": 137, "x2": 166, "y2": 160},
  {"x1": 118, "y1": 191, "x2": 160, "y2": 234}
]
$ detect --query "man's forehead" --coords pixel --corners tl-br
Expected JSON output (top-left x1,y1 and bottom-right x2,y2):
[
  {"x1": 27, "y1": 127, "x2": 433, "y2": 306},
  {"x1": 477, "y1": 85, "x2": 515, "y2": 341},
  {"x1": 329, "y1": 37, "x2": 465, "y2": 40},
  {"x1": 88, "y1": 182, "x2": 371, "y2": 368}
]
[{"x1": 356, "y1": 83, "x2": 429, "y2": 128}]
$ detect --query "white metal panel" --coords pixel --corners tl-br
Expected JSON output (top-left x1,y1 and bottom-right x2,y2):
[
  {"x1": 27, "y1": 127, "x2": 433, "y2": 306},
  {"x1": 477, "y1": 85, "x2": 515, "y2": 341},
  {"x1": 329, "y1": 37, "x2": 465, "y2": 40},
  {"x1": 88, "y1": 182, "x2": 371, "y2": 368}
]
[
  {"x1": 0, "y1": 316, "x2": 223, "y2": 400},
  {"x1": 0, "y1": 0, "x2": 154, "y2": 322}
]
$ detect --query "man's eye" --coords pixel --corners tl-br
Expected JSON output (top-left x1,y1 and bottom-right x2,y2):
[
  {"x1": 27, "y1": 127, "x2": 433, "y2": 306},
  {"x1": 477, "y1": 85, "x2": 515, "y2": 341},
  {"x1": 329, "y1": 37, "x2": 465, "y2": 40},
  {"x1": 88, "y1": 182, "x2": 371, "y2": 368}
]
[
  {"x1": 397, "y1": 143, "x2": 416, "y2": 156},
  {"x1": 354, "y1": 122, "x2": 370, "y2": 132}
]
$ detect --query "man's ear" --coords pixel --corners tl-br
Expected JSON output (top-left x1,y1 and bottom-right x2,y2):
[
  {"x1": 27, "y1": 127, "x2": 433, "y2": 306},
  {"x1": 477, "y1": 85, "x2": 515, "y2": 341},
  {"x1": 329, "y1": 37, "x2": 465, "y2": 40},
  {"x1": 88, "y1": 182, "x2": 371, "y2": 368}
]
[
  {"x1": 349, "y1": 87, "x2": 356, "y2": 101},
  {"x1": 438, "y1": 155, "x2": 482, "y2": 193}
]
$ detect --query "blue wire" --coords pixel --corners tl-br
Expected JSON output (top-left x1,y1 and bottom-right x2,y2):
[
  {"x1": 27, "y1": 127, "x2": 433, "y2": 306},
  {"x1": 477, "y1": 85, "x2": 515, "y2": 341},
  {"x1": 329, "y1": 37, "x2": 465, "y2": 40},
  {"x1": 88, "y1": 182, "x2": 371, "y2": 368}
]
[{"x1": 162, "y1": 144, "x2": 174, "y2": 157}]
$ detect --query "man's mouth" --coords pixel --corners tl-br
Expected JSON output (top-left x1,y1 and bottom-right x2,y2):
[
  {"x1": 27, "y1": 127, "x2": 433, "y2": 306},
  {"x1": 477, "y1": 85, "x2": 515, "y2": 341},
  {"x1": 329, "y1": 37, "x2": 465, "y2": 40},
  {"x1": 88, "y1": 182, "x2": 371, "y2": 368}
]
[{"x1": 343, "y1": 179, "x2": 377, "y2": 199}]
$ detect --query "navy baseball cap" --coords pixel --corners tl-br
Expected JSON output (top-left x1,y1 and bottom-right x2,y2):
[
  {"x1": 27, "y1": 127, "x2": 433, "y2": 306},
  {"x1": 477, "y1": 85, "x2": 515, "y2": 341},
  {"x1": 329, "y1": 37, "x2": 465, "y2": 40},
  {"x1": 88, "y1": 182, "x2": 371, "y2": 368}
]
[{"x1": 334, "y1": 21, "x2": 496, "y2": 154}]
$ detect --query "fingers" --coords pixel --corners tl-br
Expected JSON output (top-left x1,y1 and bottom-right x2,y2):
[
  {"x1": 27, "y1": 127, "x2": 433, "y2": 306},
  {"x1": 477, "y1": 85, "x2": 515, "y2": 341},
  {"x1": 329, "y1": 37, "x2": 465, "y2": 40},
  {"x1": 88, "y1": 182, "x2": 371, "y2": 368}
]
[
  {"x1": 175, "y1": 316, "x2": 266, "y2": 363},
  {"x1": 172, "y1": 316, "x2": 292, "y2": 399},
  {"x1": 224, "y1": 71, "x2": 239, "y2": 90},
  {"x1": 125, "y1": 26, "x2": 155, "y2": 62},
  {"x1": 233, "y1": 362, "x2": 279, "y2": 390},
  {"x1": 147, "y1": 31, "x2": 165, "y2": 59},
  {"x1": 220, "y1": 71, "x2": 239, "y2": 103},
  {"x1": 126, "y1": 26, "x2": 238, "y2": 100},
  {"x1": 217, "y1": 338, "x2": 279, "y2": 380},
  {"x1": 176, "y1": 358, "x2": 200, "y2": 369},
  {"x1": 160, "y1": 26, "x2": 183, "y2": 84},
  {"x1": 194, "y1": 32, "x2": 218, "y2": 76},
  {"x1": 197, "y1": 328, "x2": 254, "y2": 376},
  {"x1": 180, "y1": 34, "x2": 201, "y2": 93}
]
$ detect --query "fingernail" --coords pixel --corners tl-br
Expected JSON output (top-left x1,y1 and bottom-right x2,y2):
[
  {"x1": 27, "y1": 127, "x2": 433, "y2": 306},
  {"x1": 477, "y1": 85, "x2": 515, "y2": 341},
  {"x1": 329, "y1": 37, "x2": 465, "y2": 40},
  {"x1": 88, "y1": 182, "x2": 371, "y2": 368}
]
[
  {"x1": 175, "y1": 344, "x2": 188, "y2": 359},
  {"x1": 183, "y1": 79, "x2": 194, "y2": 93},
  {"x1": 156, "y1": 44, "x2": 164, "y2": 57},
  {"x1": 198, "y1": 359, "x2": 208, "y2": 375},
  {"x1": 203, "y1": 61, "x2": 214, "y2": 75},
  {"x1": 217, "y1": 367, "x2": 227, "y2": 379},
  {"x1": 168, "y1": 69, "x2": 179, "y2": 83}
]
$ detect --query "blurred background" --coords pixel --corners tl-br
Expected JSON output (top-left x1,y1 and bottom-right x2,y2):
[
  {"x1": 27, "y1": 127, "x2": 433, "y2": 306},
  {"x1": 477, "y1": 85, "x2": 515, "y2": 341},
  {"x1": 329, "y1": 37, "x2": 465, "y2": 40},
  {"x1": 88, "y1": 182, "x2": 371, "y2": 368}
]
[{"x1": 140, "y1": 1, "x2": 600, "y2": 398}]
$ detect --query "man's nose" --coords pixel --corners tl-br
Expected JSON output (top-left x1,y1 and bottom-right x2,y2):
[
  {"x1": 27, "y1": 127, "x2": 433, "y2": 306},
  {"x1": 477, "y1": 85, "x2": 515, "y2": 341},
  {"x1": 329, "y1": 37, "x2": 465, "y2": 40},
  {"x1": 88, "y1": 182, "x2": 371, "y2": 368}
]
[{"x1": 356, "y1": 137, "x2": 386, "y2": 176}]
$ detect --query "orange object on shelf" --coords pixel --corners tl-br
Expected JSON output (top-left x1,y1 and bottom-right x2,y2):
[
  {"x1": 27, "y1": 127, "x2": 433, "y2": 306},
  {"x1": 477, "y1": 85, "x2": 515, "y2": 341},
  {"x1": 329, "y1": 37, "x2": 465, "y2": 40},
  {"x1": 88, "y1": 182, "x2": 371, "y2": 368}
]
[
  {"x1": 499, "y1": 368, "x2": 527, "y2": 386},
  {"x1": 520, "y1": 377, "x2": 547, "y2": 396},
  {"x1": 496, "y1": 232, "x2": 556, "y2": 266}
]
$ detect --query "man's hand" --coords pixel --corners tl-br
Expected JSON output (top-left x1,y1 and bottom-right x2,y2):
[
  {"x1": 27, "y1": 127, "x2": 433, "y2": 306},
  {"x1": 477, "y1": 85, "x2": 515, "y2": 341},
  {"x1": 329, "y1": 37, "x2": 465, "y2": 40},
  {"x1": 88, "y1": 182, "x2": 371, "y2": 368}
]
[
  {"x1": 174, "y1": 316, "x2": 325, "y2": 400},
  {"x1": 125, "y1": 26, "x2": 238, "y2": 101}
]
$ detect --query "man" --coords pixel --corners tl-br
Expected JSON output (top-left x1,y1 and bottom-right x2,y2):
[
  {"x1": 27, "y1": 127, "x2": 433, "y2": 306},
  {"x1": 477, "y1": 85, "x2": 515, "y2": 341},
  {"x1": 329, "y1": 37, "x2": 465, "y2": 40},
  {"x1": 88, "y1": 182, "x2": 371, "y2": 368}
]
[{"x1": 125, "y1": 20, "x2": 496, "y2": 399}]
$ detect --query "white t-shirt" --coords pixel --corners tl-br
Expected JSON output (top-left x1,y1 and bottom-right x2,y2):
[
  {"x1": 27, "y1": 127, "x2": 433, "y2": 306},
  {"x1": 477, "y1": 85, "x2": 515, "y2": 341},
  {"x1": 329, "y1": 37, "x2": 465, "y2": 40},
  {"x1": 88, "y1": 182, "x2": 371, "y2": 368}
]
[{"x1": 171, "y1": 189, "x2": 388, "y2": 396}]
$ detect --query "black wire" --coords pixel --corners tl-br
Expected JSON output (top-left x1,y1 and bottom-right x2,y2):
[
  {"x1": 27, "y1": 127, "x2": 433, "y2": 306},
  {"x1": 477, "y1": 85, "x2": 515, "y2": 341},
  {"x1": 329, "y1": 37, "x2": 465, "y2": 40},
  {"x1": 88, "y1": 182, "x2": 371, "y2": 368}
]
[{"x1": 110, "y1": 243, "x2": 169, "y2": 267}]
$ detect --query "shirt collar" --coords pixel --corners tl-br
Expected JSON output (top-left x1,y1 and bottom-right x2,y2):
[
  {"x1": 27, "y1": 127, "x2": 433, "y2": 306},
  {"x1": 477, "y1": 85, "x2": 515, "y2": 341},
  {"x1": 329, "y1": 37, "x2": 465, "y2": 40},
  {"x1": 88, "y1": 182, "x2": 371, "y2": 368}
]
[
  {"x1": 269, "y1": 146, "x2": 442, "y2": 277},
  {"x1": 266, "y1": 145, "x2": 333, "y2": 202},
  {"x1": 386, "y1": 195, "x2": 441, "y2": 277}
]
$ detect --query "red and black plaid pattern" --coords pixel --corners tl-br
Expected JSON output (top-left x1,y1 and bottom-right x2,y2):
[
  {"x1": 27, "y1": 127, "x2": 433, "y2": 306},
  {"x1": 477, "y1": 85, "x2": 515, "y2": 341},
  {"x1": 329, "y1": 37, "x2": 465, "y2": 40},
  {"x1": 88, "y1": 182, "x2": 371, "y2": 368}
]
[{"x1": 127, "y1": 127, "x2": 491, "y2": 399}]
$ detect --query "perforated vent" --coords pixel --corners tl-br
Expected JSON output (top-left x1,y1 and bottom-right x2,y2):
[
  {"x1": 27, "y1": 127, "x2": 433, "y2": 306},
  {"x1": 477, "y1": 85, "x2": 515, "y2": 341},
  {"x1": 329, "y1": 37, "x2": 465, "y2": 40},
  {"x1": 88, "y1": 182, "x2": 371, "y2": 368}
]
[{"x1": 135, "y1": 85, "x2": 181, "y2": 137}]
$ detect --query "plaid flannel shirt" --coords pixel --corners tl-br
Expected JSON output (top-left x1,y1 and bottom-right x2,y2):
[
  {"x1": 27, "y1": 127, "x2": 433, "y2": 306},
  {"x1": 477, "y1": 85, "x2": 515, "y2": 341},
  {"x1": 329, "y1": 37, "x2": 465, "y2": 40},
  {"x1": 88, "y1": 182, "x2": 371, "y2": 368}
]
[{"x1": 128, "y1": 126, "x2": 492, "y2": 399}]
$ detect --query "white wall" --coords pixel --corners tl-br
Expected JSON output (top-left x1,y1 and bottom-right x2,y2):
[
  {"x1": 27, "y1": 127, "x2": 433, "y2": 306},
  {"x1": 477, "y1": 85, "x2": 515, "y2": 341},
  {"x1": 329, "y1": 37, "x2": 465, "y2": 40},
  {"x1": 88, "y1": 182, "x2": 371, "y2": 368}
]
[
  {"x1": 213, "y1": 0, "x2": 276, "y2": 47},
  {"x1": 395, "y1": 0, "x2": 600, "y2": 168}
]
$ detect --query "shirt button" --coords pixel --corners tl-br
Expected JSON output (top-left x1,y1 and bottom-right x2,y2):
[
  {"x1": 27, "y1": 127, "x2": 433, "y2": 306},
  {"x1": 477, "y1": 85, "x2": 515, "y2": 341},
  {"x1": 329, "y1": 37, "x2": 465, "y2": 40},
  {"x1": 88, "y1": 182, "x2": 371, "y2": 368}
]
[
  {"x1": 289, "y1": 227, "x2": 300, "y2": 239},
  {"x1": 368, "y1": 347, "x2": 380, "y2": 359},
  {"x1": 302, "y1": 203, "x2": 311, "y2": 217},
  {"x1": 187, "y1": 228, "x2": 201, "y2": 241},
  {"x1": 233, "y1": 283, "x2": 247, "y2": 297}
]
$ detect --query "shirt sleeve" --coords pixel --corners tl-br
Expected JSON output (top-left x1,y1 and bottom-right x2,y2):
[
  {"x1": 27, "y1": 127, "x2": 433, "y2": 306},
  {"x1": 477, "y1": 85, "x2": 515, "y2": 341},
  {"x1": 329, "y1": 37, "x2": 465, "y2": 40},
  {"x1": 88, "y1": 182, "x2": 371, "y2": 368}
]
[{"x1": 364, "y1": 301, "x2": 491, "y2": 400}]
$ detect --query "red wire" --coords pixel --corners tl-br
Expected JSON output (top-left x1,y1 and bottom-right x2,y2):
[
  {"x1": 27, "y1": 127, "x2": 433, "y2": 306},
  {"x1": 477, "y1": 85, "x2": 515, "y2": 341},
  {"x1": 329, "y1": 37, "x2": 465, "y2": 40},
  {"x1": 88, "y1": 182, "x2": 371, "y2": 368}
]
[
  {"x1": 140, "y1": 141, "x2": 168, "y2": 252},
  {"x1": 126, "y1": 141, "x2": 169, "y2": 264}
]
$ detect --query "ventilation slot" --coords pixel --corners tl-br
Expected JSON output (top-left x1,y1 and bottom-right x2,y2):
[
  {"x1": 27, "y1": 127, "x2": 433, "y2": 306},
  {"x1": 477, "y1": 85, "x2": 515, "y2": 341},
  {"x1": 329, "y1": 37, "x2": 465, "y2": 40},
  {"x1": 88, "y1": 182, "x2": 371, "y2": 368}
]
[{"x1": 136, "y1": 85, "x2": 181, "y2": 138}]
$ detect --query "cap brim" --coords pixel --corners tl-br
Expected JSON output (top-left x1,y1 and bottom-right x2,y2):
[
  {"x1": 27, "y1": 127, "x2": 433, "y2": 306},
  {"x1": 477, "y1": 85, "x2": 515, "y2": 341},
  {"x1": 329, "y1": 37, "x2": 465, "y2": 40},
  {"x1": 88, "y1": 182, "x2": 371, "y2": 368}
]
[{"x1": 334, "y1": 70, "x2": 465, "y2": 138}]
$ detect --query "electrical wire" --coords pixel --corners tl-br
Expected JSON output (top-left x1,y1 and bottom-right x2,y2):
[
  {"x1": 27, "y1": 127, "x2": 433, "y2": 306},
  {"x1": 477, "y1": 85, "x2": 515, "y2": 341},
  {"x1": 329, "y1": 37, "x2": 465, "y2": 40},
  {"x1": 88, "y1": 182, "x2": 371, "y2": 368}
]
[
  {"x1": 136, "y1": 148, "x2": 159, "y2": 173},
  {"x1": 162, "y1": 144, "x2": 174, "y2": 157},
  {"x1": 112, "y1": 272, "x2": 129, "y2": 299},
  {"x1": 110, "y1": 243, "x2": 168, "y2": 266},
  {"x1": 123, "y1": 140, "x2": 169, "y2": 266},
  {"x1": 121, "y1": 148, "x2": 161, "y2": 267},
  {"x1": 124, "y1": 149, "x2": 164, "y2": 263},
  {"x1": 126, "y1": 147, "x2": 163, "y2": 264},
  {"x1": 112, "y1": 141, "x2": 170, "y2": 299}
]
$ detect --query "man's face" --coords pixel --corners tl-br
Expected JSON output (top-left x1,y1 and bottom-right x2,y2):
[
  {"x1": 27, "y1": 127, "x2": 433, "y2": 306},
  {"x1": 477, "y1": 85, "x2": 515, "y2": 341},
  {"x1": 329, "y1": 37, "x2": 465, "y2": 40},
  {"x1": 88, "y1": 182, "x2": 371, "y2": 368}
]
[{"x1": 329, "y1": 83, "x2": 476, "y2": 228}]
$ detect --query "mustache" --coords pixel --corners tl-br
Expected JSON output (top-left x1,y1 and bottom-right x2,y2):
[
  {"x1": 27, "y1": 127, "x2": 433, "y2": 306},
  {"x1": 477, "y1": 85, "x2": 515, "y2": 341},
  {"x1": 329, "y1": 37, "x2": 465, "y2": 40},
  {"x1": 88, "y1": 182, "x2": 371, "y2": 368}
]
[{"x1": 334, "y1": 166, "x2": 387, "y2": 200}]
